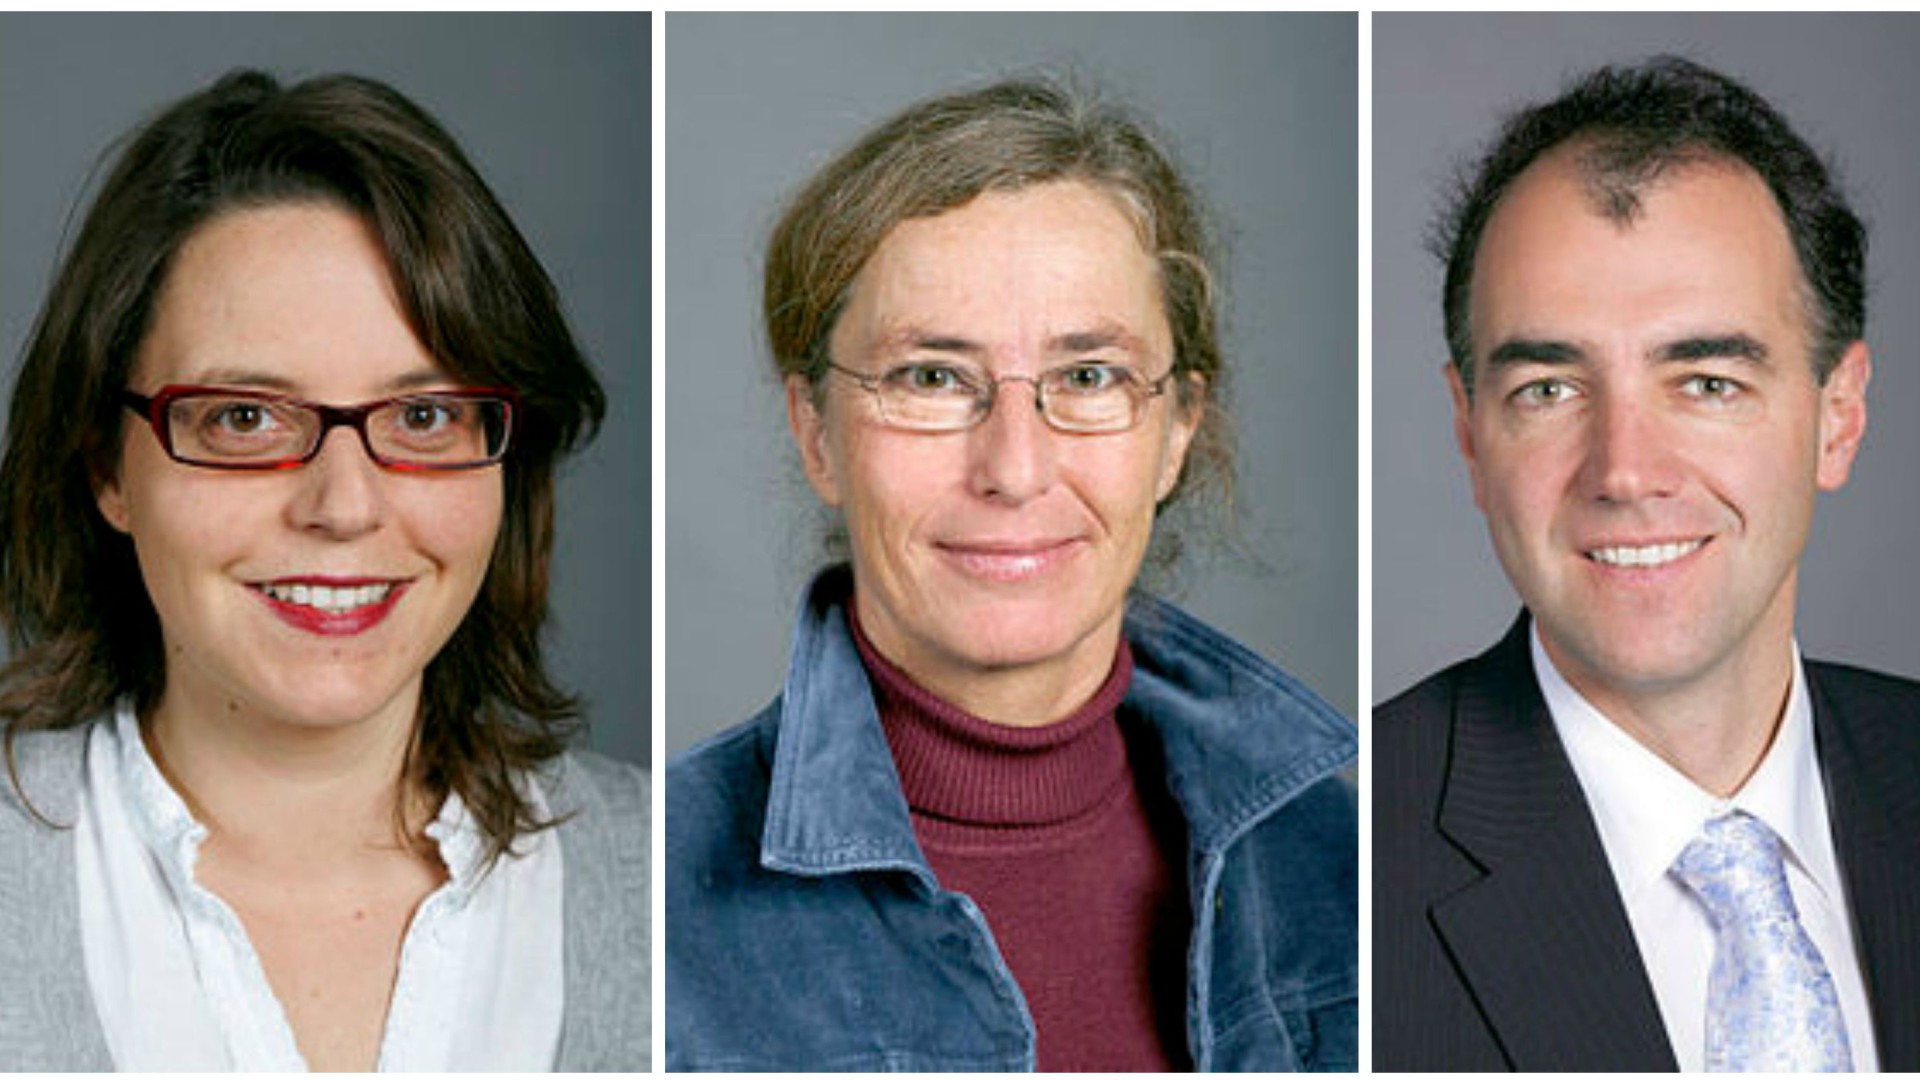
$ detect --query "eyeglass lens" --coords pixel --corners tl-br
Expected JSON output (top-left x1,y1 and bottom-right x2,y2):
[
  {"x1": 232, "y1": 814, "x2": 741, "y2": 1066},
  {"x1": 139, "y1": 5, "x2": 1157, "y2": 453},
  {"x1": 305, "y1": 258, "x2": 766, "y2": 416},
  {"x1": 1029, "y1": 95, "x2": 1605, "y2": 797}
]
[{"x1": 871, "y1": 363, "x2": 1152, "y2": 432}]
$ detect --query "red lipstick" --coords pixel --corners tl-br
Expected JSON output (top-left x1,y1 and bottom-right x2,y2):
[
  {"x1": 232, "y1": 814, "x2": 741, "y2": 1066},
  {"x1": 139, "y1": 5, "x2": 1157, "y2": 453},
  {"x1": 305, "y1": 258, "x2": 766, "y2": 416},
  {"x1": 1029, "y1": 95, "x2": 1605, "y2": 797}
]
[{"x1": 253, "y1": 577, "x2": 408, "y2": 637}]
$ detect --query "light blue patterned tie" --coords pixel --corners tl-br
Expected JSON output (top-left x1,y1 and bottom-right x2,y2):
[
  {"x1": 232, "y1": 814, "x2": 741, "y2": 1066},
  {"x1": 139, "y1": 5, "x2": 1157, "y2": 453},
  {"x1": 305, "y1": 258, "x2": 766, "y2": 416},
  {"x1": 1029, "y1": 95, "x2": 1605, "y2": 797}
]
[{"x1": 1670, "y1": 811, "x2": 1853, "y2": 1072}]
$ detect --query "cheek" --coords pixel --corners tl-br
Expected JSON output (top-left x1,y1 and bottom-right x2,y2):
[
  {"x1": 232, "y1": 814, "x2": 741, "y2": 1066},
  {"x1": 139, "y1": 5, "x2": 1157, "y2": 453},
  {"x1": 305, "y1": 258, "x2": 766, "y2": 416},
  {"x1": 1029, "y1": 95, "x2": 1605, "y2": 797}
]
[
  {"x1": 832, "y1": 429, "x2": 944, "y2": 539},
  {"x1": 1481, "y1": 463, "x2": 1541, "y2": 529},
  {"x1": 1063, "y1": 440, "x2": 1169, "y2": 535},
  {"x1": 120, "y1": 455, "x2": 258, "y2": 570},
  {"x1": 416, "y1": 477, "x2": 507, "y2": 572},
  {"x1": 1469, "y1": 424, "x2": 1556, "y2": 522}
]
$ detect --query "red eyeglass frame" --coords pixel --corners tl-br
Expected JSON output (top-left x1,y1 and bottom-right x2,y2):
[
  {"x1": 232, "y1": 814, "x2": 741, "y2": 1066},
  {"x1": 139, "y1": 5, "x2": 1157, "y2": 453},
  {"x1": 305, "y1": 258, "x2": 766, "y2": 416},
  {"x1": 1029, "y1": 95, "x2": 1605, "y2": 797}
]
[{"x1": 119, "y1": 385, "x2": 519, "y2": 472}]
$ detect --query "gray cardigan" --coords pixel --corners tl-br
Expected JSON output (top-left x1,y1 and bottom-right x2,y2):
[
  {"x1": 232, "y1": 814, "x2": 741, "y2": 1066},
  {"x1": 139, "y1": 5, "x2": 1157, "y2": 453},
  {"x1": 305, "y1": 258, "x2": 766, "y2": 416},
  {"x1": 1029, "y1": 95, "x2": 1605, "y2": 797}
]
[{"x1": 0, "y1": 724, "x2": 651, "y2": 1071}]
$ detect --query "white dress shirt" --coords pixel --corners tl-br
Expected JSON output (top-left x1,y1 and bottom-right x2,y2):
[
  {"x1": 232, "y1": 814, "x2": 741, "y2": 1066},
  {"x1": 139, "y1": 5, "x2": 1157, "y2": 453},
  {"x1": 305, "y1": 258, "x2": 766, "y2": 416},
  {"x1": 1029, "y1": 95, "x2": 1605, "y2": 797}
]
[
  {"x1": 73, "y1": 702, "x2": 565, "y2": 1071},
  {"x1": 1534, "y1": 628, "x2": 1879, "y2": 1071}
]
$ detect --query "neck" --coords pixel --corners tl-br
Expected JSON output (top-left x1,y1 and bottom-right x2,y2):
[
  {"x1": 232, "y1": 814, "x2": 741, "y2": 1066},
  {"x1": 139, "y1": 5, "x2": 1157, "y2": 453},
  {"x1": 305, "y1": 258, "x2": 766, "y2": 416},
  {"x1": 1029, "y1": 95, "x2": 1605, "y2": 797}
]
[
  {"x1": 850, "y1": 597, "x2": 1122, "y2": 727},
  {"x1": 143, "y1": 681, "x2": 431, "y2": 865},
  {"x1": 858, "y1": 610, "x2": 1133, "y2": 826},
  {"x1": 1542, "y1": 623, "x2": 1797, "y2": 799}
]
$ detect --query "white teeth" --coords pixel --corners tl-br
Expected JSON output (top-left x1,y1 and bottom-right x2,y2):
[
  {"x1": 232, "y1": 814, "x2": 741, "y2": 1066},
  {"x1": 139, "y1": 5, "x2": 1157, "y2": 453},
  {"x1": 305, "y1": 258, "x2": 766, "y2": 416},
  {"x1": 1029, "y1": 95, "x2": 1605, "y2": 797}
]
[
  {"x1": 261, "y1": 582, "x2": 394, "y2": 613},
  {"x1": 1587, "y1": 540, "x2": 1704, "y2": 568}
]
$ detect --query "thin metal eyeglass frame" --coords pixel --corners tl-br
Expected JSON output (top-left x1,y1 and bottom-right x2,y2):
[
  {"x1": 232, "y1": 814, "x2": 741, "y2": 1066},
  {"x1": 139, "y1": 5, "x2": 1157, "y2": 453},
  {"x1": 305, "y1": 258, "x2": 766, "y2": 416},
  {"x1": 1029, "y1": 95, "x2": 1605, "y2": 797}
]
[
  {"x1": 821, "y1": 359, "x2": 1178, "y2": 433},
  {"x1": 119, "y1": 385, "x2": 518, "y2": 471}
]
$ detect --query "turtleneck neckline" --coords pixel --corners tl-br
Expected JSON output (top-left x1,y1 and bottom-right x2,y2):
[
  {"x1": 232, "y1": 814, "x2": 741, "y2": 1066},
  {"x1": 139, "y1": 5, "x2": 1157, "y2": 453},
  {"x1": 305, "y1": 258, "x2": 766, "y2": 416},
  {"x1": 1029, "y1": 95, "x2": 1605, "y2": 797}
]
[{"x1": 849, "y1": 601, "x2": 1134, "y2": 828}]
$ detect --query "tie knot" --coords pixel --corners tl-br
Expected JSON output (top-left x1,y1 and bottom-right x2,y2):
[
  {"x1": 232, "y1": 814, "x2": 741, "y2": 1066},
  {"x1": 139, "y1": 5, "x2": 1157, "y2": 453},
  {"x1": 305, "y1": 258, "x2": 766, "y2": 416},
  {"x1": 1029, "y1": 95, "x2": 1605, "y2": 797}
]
[{"x1": 1671, "y1": 811, "x2": 1796, "y2": 928}]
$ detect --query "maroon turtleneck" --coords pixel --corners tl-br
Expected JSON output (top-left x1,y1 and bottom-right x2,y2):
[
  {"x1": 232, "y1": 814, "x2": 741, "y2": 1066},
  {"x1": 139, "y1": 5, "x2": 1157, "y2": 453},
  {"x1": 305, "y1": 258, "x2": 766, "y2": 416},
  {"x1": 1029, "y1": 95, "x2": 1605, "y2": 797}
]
[{"x1": 850, "y1": 606, "x2": 1192, "y2": 1072}]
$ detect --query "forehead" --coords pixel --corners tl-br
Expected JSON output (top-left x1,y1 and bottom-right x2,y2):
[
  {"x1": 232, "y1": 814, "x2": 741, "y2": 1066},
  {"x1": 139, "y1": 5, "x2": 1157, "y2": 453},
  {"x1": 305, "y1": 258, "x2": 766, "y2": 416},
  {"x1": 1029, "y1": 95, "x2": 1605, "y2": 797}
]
[
  {"x1": 834, "y1": 180, "x2": 1169, "y2": 358},
  {"x1": 1468, "y1": 150, "x2": 1806, "y2": 362},
  {"x1": 137, "y1": 202, "x2": 437, "y2": 389}
]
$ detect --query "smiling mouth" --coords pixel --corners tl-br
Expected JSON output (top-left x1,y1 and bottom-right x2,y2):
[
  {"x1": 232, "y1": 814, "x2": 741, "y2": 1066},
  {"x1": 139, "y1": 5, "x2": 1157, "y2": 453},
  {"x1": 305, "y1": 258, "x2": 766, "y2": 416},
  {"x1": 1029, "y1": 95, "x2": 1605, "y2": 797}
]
[
  {"x1": 938, "y1": 539, "x2": 1083, "y2": 582},
  {"x1": 256, "y1": 580, "x2": 399, "y2": 614},
  {"x1": 1584, "y1": 539, "x2": 1707, "y2": 568},
  {"x1": 249, "y1": 577, "x2": 411, "y2": 637}
]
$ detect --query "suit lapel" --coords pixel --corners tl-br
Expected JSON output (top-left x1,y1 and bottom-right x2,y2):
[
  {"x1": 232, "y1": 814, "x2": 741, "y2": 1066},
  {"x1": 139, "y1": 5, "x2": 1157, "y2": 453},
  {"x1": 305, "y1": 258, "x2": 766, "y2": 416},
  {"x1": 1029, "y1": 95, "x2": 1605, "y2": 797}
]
[
  {"x1": 1430, "y1": 616, "x2": 1677, "y2": 1071},
  {"x1": 1810, "y1": 665, "x2": 1920, "y2": 1071}
]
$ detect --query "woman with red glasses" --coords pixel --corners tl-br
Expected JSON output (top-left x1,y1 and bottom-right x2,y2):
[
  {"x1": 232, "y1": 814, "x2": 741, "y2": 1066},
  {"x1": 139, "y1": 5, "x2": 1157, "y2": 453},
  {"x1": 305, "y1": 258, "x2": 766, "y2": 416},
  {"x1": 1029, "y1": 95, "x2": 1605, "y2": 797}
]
[{"x1": 0, "y1": 70, "x2": 646, "y2": 1070}]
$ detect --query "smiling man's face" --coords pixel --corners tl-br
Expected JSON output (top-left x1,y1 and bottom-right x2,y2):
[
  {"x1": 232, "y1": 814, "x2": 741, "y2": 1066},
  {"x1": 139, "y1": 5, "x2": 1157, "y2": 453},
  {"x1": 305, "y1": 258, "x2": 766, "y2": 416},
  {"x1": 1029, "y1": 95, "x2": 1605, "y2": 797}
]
[{"x1": 1450, "y1": 147, "x2": 1869, "y2": 715}]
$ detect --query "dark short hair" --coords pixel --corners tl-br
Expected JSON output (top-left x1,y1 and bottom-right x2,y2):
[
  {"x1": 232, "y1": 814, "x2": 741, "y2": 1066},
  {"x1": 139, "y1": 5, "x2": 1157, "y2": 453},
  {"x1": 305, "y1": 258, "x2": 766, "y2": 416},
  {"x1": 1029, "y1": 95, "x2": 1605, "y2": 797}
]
[
  {"x1": 763, "y1": 75, "x2": 1232, "y2": 569},
  {"x1": 0, "y1": 70, "x2": 605, "y2": 863},
  {"x1": 1433, "y1": 55, "x2": 1867, "y2": 394}
]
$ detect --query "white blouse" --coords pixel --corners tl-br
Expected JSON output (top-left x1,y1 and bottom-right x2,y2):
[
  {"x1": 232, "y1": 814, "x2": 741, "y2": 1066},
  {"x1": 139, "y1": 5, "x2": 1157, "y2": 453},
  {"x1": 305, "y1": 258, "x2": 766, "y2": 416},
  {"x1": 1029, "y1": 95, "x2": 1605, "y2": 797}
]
[{"x1": 73, "y1": 702, "x2": 565, "y2": 1071}]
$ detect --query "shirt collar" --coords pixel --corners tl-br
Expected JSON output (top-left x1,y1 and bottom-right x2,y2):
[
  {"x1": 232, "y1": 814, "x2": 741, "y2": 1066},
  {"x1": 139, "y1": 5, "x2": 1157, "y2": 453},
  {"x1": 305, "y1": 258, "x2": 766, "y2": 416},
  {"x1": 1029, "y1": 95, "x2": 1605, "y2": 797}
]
[
  {"x1": 1532, "y1": 627, "x2": 1841, "y2": 907},
  {"x1": 110, "y1": 700, "x2": 485, "y2": 899},
  {"x1": 757, "y1": 566, "x2": 1356, "y2": 876}
]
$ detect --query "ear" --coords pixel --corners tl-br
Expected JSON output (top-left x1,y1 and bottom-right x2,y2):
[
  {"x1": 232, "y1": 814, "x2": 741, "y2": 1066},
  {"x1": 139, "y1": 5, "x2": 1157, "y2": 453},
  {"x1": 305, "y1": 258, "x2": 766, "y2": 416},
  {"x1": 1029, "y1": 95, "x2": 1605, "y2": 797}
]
[
  {"x1": 94, "y1": 464, "x2": 132, "y2": 534},
  {"x1": 1815, "y1": 341, "x2": 1871, "y2": 492},
  {"x1": 786, "y1": 374, "x2": 843, "y2": 506},
  {"x1": 1445, "y1": 360, "x2": 1489, "y2": 512},
  {"x1": 1155, "y1": 373, "x2": 1204, "y2": 502}
]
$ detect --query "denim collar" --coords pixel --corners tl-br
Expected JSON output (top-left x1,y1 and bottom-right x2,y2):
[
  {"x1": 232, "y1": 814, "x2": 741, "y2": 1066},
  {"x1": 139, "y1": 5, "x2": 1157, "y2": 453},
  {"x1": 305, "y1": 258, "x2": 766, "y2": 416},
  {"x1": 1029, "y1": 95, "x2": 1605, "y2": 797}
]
[{"x1": 759, "y1": 566, "x2": 1354, "y2": 880}]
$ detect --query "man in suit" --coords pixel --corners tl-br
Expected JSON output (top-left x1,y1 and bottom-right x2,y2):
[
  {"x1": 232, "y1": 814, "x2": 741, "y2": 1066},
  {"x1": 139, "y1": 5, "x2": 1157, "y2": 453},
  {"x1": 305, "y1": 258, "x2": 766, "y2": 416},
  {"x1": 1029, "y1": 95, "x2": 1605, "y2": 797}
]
[{"x1": 1376, "y1": 56, "x2": 1920, "y2": 1071}]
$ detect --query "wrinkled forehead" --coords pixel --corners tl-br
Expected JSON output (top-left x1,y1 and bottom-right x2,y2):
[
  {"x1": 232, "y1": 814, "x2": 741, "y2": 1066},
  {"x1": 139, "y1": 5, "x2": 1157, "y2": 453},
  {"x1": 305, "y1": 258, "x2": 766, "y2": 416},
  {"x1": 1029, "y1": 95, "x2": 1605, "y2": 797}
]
[{"x1": 834, "y1": 181, "x2": 1172, "y2": 363}]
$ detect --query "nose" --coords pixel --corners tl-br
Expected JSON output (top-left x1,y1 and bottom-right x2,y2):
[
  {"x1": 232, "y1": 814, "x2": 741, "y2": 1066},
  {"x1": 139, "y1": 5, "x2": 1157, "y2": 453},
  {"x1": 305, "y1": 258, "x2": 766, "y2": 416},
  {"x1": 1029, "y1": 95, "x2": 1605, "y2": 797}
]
[
  {"x1": 288, "y1": 427, "x2": 387, "y2": 538},
  {"x1": 967, "y1": 377, "x2": 1057, "y2": 504},
  {"x1": 1579, "y1": 391, "x2": 1680, "y2": 504}
]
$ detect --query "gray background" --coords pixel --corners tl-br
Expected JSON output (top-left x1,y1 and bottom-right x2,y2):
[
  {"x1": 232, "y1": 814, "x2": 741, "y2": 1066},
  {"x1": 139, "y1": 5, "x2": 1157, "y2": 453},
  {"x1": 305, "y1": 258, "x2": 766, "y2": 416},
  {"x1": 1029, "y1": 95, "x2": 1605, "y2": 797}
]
[
  {"x1": 1375, "y1": 13, "x2": 1920, "y2": 701},
  {"x1": 666, "y1": 13, "x2": 1359, "y2": 755},
  {"x1": 0, "y1": 14, "x2": 652, "y2": 765}
]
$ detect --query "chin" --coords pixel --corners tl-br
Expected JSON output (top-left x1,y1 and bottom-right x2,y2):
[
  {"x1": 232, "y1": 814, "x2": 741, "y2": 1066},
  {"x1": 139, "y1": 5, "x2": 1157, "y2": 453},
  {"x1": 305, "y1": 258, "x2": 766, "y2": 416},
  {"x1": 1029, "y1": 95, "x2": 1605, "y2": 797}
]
[
  {"x1": 941, "y1": 607, "x2": 1101, "y2": 672},
  {"x1": 1549, "y1": 621, "x2": 1723, "y2": 698},
  {"x1": 249, "y1": 671, "x2": 419, "y2": 730}
]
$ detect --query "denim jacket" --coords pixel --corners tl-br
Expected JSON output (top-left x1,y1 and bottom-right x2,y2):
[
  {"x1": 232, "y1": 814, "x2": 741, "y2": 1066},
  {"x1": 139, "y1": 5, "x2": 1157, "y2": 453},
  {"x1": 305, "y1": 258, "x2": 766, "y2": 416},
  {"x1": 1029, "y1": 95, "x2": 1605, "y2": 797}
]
[{"x1": 667, "y1": 568, "x2": 1357, "y2": 1071}]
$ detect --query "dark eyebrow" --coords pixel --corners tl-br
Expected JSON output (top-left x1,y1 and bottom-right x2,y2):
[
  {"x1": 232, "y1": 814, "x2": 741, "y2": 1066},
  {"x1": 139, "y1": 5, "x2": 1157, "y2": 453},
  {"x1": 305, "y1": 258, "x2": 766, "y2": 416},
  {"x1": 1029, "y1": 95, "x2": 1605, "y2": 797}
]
[
  {"x1": 910, "y1": 335, "x2": 980, "y2": 354},
  {"x1": 183, "y1": 366, "x2": 453, "y2": 394},
  {"x1": 1655, "y1": 334, "x2": 1770, "y2": 364},
  {"x1": 188, "y1": 367, "x2": 299, "y2": 390},
  {"x1": 386, "y1": 368, "x2": 458, "y2": 392},
  {"x1": 1485, "y1": 338, "x2": 1585, "y2": 368}
]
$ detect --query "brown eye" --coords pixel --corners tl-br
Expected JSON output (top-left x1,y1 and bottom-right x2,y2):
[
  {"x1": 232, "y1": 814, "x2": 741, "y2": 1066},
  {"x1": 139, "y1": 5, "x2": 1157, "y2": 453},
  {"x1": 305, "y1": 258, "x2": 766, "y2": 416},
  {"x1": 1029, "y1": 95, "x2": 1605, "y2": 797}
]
[
  {"x1": 400, "y1": 400, "x2": 458, "y2": 432},
  {"x1": 214, "y1": 403, "x2": 273, "y2": 433}
]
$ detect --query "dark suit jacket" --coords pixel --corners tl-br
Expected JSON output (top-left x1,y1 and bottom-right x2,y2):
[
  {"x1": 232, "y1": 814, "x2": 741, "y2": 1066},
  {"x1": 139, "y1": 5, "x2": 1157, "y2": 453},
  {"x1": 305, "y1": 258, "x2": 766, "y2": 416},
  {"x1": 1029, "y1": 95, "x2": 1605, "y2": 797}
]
[{"x1": 1374, "y1": 614, "x2": 1920, "y2": 1071}]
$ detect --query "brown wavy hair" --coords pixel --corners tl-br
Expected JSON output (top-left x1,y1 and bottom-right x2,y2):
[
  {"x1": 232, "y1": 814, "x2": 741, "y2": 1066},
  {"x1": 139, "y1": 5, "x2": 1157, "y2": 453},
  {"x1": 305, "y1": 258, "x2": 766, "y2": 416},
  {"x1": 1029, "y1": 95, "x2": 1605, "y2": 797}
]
[
  {"x1": 0, "y1": 70, "x2": 605, "y2": 864},
  {"x1": 763, "y1": 74, "x2": 1234, "y2": 573}
]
